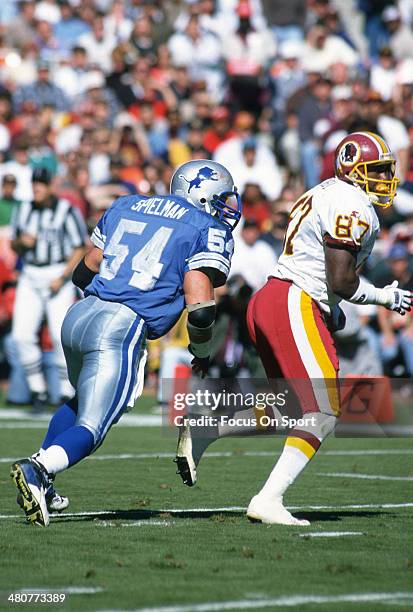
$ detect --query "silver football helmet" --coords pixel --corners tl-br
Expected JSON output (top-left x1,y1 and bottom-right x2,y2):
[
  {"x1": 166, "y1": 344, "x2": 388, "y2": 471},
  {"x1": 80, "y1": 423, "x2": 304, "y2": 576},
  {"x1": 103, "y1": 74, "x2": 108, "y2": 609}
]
[{"x1": 170, "y1": 159, "x2": 242, "y2": 230}]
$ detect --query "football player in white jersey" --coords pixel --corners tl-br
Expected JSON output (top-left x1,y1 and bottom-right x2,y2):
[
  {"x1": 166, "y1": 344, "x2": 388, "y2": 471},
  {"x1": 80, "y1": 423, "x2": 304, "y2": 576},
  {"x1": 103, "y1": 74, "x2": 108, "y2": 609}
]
[{"x1": 176, "y1": 131, "x2": 413, "y2": 526}]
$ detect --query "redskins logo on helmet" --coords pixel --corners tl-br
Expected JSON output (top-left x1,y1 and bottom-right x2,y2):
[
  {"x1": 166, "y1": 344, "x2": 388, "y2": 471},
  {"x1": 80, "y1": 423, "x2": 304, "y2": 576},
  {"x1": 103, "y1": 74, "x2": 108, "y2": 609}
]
[
  {"x1": 338, "y1": 141, "x2": 361, "y2": 167},
  {"x1": 334, "y1": 131, "x2": 399, "y2": 208}
]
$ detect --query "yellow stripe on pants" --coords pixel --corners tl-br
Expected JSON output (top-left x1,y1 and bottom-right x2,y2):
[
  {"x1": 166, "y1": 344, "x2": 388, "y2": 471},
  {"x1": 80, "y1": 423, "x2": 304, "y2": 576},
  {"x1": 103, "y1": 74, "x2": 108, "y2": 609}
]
[{"x1": 300, "y1": 292, "x2": 340, "y2": 416}]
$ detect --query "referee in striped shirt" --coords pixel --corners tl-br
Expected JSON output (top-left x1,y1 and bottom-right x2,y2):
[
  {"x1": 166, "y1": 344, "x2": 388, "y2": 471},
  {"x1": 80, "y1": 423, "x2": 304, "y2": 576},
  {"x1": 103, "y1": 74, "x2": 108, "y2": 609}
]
[{"x1": 11, "y1": 167, "x2": 89, "y2": 411}]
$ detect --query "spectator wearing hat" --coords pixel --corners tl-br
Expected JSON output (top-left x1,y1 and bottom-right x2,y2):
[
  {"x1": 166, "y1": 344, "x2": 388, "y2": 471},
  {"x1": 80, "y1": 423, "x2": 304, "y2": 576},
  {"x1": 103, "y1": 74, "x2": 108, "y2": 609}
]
[
  {"x1": 203, "y1": 106, "x2": 235, "y2": 153},
  {"x1": 214, "y1": 110, "x2": 280, "y2": 185},
  {"x1": 0, "y1": 136, "x2": 33, "y2": 202},
  {"x1": 229, "y1": 219, "x2": 278, "y2": 293},
  {"x1": 77, "y1": 13, "x2": 117, "y2": 74},
  {"x1": 10, "y1": 166, "x2": 89, "y2": 410},
  {"x1": 375, "y1": 242, "x2": 413, "y2": 376},
  {"x1": 13, "y1": 60, "x2": 70, "y2": 114},
  {"x1": 168, "y1": 14, "x2": 224, "y2": 102},
  {"x1": 86, "y1": 156, "x2": 137, "y2": 212},
  {"x1": 370, "y1": 46, "x2": 397, "y2": 101},
  {"x1": 213, "y1": 110, "x2": 254, "y2": 159},
  {"x1": 210, "y1": 0, "x2": 266, "y2": 35},
  {"x1": 301, "y1": 22, "x2": 359, "y2": 73},
  {"x1": 77, "y1": 69, "x2": 120, "y2": 127},
  {"x1": 34, "y1": 0, "x2": 61, "y2": 25},
  {"x1": 317, "y1": 85, "x2": 357, "y2": 181},
  {"x1": 321, "y1": 5, "x2": 356, "y2": 50},
  {"x1": 223, "y1": 1, "x2": 276, "y2": 114},
  {"x1": 26, "y1": 122, "x2": 58, "y2": 177},
  {"x1": 240, "y1": 183, "x2": 271, "y2": 231},
  {"x1": 230, "y1": 137, "x2": 283, "y2": 201},
  {"x1": 0, "y1": 174, "x2": 19, "y2": 227},
  {"x1": 359, "y1": 90, "x2": 410, "y2": 183},
  {"x1": 382, "y1": 5, "x2": 413, "y2": 61},
  {"x1": 53, "y1": 46, "x2": 90, "y2": 101}
]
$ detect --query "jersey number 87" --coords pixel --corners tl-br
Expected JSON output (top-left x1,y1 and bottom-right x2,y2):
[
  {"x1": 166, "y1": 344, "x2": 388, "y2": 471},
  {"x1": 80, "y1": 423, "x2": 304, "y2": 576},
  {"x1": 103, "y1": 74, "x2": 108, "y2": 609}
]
[{"x1": 283, "y1": 195, "x2": 313, "y2": 256}]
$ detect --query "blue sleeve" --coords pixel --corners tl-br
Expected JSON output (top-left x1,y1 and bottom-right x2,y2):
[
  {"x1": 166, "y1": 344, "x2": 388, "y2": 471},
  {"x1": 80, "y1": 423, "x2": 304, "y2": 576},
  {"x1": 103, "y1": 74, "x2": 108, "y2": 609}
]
[
  {"x1": 185, "y1": 221, "x2": 234, "y2": 288},
  {"x1": 90, "y1": 197, "x2": 125, "y2": 250},
  {"x1": 90, "y1": 212, "x2": 107, "y2": 250}
]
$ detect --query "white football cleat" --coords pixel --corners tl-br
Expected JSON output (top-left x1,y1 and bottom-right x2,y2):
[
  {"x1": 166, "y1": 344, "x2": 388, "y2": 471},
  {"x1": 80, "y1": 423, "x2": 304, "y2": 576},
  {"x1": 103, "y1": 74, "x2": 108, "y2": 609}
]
[
  {"x1": 247, "y1": 495, "x2": 310, "y2": 526},
  {"x1": 174, "y1": 424, "x2": 197, "y2": 486}
]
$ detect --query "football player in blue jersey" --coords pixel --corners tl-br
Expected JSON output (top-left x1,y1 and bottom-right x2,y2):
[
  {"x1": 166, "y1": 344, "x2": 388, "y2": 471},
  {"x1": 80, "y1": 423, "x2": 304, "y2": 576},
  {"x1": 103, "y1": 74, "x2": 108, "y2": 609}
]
[{"x1": 10, "y1": 159, "x2": 241, "y2": 526}]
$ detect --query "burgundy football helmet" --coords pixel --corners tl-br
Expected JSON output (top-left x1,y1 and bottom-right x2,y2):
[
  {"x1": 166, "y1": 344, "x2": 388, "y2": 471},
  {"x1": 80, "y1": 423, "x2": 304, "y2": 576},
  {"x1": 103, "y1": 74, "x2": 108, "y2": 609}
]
[{"x1": 334, "y1": 131, "x2": 399, "y2": 207}]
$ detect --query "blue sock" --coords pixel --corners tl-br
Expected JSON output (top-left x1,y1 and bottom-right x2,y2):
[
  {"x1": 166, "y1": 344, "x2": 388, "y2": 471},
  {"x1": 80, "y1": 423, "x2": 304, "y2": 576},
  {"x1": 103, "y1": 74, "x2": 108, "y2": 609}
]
[
  {"x1": 41, "y1": 398, "x2": 78, "y2": 450},
  {"x1": 51, "y1": 425, "x2": 95, "y2": 467}
]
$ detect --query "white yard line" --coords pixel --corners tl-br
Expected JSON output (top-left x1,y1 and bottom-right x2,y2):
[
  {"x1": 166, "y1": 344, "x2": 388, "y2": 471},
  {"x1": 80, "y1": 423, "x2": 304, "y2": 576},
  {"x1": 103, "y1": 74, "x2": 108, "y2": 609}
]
[
  {"x1": 319, "y1": 472, "x2": 413, "y2": 481},
  {"x1": 321, "y1": 449, "x2": 413, "y2": 456},
  {"x1": 1, "y1": 501, "x2": 413, "y2": 521},
  {"x1": 1, "y1": 448, "x2": 413, "y2": 464},
  {"x1": 1, "y1": 407, "x2": 413, "y2": 433},
  {"x1": 0, "y1": 409, "x2": 161, "y2": 427},
  {"x1": 1, "y1": 423, "x2": 47, "y2": 429},
  {"x1": 120, "y1": 521, "x2": 173, "y2": 527},
  {"x1": 95, "y1": 592, "x2": 413, "y2": 612},
  {"x1": 18, "y1": 587, "x2": 103, "y2": 595},
  {"x1": 298, "y1": 531, "x2": 364, "y2": 538}
]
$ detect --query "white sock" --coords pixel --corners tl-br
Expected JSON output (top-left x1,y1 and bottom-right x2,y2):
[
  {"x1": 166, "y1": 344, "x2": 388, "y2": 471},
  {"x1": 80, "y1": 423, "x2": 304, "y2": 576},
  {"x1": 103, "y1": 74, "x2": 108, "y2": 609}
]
[
  {"x1": 32, "y1": 448, "x2": 47, "y2": 464},
  {"x1": 60, "y1": 378, "x2": 74, "y2": 399},
  {"x1": 257, "y1": 414, "x2": 337, "y2": 502},
  {"x1": 27, "y1": 372, "x2": 47, "y2": 395},
  {"x1": 37, "y1": 445, "x2": 69, "y2": 475},
  {"x1": 258, "y1": 444, "x2": 310, "y2": 501}
]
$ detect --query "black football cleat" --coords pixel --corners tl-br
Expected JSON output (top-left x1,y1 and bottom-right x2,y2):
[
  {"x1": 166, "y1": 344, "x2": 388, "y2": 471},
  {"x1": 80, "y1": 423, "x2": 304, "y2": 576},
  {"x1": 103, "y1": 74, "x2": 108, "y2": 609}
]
[{"x1": 11, "y1": 458, "x2": 50, "y2": 526}]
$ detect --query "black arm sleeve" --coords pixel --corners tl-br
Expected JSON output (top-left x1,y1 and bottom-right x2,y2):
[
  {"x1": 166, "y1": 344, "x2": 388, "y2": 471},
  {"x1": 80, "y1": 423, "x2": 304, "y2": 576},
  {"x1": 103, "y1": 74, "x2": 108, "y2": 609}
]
[{"x1": 72, "y1": 257, "x2": 97, "y2": 290}]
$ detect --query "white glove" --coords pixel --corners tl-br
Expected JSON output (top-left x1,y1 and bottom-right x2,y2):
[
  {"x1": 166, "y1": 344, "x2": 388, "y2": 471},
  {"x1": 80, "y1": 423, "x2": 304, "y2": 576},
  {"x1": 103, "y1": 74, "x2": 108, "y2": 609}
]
[{"x1": 377, "y1": 280, "x2": 413, "y2": 315}]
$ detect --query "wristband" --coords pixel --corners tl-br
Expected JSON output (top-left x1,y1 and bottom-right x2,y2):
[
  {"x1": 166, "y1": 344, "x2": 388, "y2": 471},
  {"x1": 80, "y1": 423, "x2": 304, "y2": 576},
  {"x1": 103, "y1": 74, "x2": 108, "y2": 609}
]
[{"x1": 348, "y1": 278, "x2": 388, "y2": 307}]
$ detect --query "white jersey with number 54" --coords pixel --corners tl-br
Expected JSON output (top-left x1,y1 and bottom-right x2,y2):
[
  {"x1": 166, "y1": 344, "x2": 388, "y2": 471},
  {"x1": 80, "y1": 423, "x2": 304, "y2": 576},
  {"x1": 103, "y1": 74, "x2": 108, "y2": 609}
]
[{"x1": 275, "y1": 177, "x2": 380, "y2": 312}]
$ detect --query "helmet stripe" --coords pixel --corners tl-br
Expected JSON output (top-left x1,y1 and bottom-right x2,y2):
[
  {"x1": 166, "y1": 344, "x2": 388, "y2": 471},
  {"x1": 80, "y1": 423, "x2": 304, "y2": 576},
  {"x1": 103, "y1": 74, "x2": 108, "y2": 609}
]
[
  {"x1": 364, "y1": 130, "x2": 389, "y2": 153},
  {"x1": 352, "y1": 130, "x2": 381, "y2": 151}
]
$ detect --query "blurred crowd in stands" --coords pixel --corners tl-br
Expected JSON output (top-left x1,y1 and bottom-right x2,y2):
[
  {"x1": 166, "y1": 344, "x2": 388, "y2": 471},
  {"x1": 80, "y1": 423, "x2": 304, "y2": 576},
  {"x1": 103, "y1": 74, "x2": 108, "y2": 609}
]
[{"x1": 1, "y1": 0, "x2": 413, "y2": 406}]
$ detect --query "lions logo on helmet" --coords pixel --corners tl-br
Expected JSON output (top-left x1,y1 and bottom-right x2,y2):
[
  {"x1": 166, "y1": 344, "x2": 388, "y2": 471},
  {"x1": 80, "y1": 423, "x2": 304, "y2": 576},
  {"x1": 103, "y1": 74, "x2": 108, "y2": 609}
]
[
  {"x1": 178, "y1": 166, "x2": 219, "y2": 193},
  {"x1": 339, "y1": 141, "x2": 361, "y2": 166},
  {"x1": 170, "y1": 159, "x2": 242, "y2": 230}
]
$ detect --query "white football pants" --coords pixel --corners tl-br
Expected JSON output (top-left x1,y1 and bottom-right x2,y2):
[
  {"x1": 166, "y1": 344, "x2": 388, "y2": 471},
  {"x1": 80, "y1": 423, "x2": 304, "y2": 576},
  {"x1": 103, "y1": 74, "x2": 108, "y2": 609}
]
[{"x1": 11, "y1": 263, "x2": 75, "y2": 398}]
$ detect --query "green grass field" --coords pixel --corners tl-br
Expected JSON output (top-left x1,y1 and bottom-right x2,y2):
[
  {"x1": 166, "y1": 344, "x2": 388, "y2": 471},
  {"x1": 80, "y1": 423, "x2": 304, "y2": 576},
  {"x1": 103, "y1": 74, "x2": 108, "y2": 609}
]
[{"x1": 0, "y1": 399, "x2": 412, "y2": 612}]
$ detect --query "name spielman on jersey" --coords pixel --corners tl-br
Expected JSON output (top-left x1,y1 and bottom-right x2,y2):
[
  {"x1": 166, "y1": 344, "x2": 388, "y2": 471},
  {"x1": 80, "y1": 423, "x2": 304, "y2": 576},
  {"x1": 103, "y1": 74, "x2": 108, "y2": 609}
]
[{"x1": 131, "y1": 197, "x2": 188, "y2": 219}]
